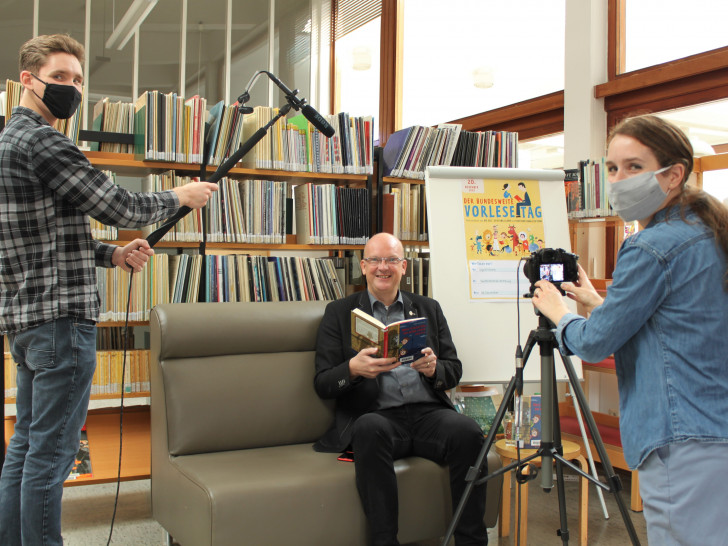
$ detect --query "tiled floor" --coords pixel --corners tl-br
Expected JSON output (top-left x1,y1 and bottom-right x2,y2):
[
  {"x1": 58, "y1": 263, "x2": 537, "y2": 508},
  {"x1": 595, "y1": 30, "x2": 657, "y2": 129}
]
[{"x1": 61, "y1": 466, "x2": 647, "y2": 545}]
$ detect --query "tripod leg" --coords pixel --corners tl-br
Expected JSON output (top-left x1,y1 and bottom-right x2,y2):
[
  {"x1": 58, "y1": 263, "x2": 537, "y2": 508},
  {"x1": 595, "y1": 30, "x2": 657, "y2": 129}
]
[
  {"x1": 549, "y1": 362, "x2": 571, "y2": 545},
  {"x1": 569, "y1": 390, "x2": 610, "y2": 519},
  {"x1": 559, "y1": 352, "x2": 642, "y2": 546},
  {"x1": 539, "y1": 345, "x2": 555, "y2": 491},
  {"x1": 554, "y1": 456, "x2": 571, "y2": 545}
]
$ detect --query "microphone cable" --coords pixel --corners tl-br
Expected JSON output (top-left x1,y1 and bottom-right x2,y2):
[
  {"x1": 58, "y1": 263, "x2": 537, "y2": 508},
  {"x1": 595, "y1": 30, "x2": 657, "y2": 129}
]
[
  {"x1": 106, "y1": 268, "x2": 135, "y2": 546},
  {"x1": 515, "y1": 256, "x2": 527, "y2": 546}
]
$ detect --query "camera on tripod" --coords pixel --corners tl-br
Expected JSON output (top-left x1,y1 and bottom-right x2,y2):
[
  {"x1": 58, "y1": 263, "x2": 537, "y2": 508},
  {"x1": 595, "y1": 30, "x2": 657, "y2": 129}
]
[{"x1": 523, "y1": 247, "x2": 579, "y2": 296}]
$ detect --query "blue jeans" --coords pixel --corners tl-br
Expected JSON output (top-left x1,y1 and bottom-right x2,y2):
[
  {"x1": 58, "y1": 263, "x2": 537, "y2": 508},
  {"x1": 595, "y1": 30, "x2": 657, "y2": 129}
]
[{"x1": 0, "y1": 318, "x2": 97, "y2": 546}]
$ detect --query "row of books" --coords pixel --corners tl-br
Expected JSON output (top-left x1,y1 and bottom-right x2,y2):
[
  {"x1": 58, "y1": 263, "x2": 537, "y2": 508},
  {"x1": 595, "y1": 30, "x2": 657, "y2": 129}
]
[
  {"x1": 3, "y1": 79, "x2": 81, "y2": 143},
  {"x1": 91, "y1": 350, "x2": 150, "y2": 395},
  {"x1": 208, "y1": 104, "x2": 373, "y2": 174},
  {"x1": 97, "y1": 254, "x2": 170, "y2": 322},
  {"x1": 96, "y1": 326, "x2": 136, "y2": 350},
  {"x1": 382, "y1": 124, "x2": 518, "y2": 180},
  {"x1": 383, "y1": 124, "x2": 462, "y2": 179},
  {"x1": 382, "y1": 182, "x2": 427, "y2": 242},
  {"x1": 131, "y1": 90, "x2": 373, "y2": 174},
  {"x1": 142, "y1": 172, "x2": 289, "y2": 243},
  {"x1": 399, "y1": 249, "x2": 432, "y2": 297},
  {"x1": 564, "y1": 159, "x2": 616, "y2": 218},
  {"x1": 3, "y1": 82, "x2": 372, "y2": 175},
  {"x1": 134, "y1": 91, "x2": 207, "y2": 163},
  {"x1": 90, "y1": 97, "x2": 136, "y2": 154},
  {"x1": 294, "y1": 183, "x2": 371, "y2": 244},
  {"x1": 450, "y1": 129, "x2": 518, "y2": 169},
  {"x1": 89, "y1": 171, "x2": 120, "y2": 239},
  {"x1": 96, "y1": 253, "x2": 347, "y2": 321},
  {"x1": 3, "y1": 351, "x2": 149, "y2": 398},
  {"x1": 196, "y1": 254, "x2": 345, "y2": 303},
  {"x1": 138, "y1": 171, "x2": 371, "y2": 245}
]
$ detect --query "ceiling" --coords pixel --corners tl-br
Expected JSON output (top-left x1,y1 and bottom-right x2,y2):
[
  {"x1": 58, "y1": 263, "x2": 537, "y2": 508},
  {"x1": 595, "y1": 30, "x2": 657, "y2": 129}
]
[
  {"x1": 0, "y1": 0, "x2": 302, "y2": 101},
  {"x1": 2, "y1": 0, "x2": 727, "y2": 161}
]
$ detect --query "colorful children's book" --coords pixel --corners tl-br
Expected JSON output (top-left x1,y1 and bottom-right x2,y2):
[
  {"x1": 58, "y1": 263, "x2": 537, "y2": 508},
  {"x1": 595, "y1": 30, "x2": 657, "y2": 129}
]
[
  {"x1": 350, "y1": 308, "x2": 427, "y2": 364},
  {"x1": 66, "y1": 429, "x2": 92, "y2": 481}
]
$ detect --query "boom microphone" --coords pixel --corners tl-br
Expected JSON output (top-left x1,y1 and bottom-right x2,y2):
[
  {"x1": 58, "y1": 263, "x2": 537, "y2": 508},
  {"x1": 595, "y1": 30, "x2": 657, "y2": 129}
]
[
  {"x1": 301, "y1": 104, "x2": 335, "y2": 138},
  {"x1": 239, "y1": 70, "x2": 336, "y2": 138}
]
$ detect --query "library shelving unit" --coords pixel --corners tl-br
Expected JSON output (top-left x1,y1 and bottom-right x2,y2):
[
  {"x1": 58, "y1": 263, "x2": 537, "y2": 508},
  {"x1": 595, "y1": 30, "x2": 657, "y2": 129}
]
[{"x1": 3, "y1": 149, "x2": 374, "y2": 484}]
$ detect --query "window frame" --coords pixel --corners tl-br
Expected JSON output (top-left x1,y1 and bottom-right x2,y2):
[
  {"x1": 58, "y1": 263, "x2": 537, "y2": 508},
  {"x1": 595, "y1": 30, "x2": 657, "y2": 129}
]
[
  {"x1": 335, "y1": 0, "x2": 728, "y2": 146},
  {"x1": 601, "y1": 0, "x2": 728, "y2": 128}
]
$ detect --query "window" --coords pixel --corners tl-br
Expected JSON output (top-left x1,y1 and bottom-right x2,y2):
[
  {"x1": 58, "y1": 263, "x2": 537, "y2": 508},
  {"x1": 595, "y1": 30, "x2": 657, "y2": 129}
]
[
  {"x1": 656, "y1": 103, "x2": 728, "y2": 206},
  {"x1": 518, "y1": 133, "x2": 564, "y2": 170},
  {"x1": 401, "y1": 0, "x2": 565, "y2": 128},
  {"x1": 656, "y1": 101, "x2": 728, "y2": 157},
  {"x1": 623, "y1": 0, "x2": 728, "y2": 74},
  {"x1": 333, "y1": 0, "x2": 381, "y2": 139}
]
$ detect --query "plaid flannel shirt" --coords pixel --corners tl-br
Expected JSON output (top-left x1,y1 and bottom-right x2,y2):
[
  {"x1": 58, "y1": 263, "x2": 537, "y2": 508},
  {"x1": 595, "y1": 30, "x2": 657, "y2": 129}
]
[{"x1": 0, "y1": 107, "x2": 179, "y2": 334}]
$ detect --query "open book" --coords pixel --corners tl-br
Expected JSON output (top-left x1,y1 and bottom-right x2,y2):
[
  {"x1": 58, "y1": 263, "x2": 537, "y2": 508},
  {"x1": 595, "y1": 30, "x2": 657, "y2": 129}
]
[{"x1": 350, "y1": 308, "x2": 427, "y2": 364}]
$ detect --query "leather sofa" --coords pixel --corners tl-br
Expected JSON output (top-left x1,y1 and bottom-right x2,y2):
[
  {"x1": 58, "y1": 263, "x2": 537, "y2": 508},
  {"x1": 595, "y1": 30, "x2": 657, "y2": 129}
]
[{"x1": 150, "y1": 301, "x2": 502, "y2": 545}]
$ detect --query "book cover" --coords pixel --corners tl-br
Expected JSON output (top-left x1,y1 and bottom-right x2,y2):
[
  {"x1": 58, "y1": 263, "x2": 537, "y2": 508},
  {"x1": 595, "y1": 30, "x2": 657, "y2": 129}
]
[
  {"x1": 350, "y1": 308, "x2": 427, "y2": 364},
  {"x1": 563, "y1": 168, "x2": 581, "y2": 214},
  {"x1": 66, "y1": 429, "x2": 92, "y2": 481},
  {"x1": 382, "y1": 126, "x2": 412, "y2": 177}
]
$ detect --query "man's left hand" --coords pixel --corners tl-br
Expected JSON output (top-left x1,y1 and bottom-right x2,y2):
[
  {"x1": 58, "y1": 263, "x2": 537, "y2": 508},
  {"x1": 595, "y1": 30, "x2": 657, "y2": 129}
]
[
  {"x1": 112, "y1": 238, "x2": 154, "y2": 273},
  {"x1": 411, "y1": 347, "x2": 437, "y2": 378}
]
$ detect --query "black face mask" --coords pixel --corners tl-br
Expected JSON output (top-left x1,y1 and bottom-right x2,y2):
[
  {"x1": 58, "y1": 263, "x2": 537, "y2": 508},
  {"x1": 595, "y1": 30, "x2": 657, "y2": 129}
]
[{"x1": 31, "y1": 73, "x2": 82, "y2": 119}]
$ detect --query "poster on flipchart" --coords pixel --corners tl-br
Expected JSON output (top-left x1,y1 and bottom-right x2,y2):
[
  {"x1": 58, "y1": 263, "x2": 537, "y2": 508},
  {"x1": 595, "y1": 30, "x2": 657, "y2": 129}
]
[
  {"x1": 425, "y1": 166, "x2": 582, "y2": 383},
  {"x1": 461, "y1": 177, "x2": 545, "y2": 302}
]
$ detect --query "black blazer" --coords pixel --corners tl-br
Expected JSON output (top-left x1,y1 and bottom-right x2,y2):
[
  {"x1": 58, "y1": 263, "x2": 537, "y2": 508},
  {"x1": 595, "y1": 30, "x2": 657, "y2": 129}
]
[{"x1": 313, "y1": 290, "x2": 462, "y2": 453}]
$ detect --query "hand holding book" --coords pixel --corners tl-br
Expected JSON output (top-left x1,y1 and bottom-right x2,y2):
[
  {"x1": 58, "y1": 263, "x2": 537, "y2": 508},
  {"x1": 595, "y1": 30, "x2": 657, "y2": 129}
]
[
  {"x1": 348, "y1": 345, "x2": 437, "y2": 380},
  {"x1": 348, "y1": 347, "x2": 400, "y2": 379},
  {"x1": 409, "y1": 347, "x2": 437, "y2": 378},
  {"x1": 349, "y1": 309, "x2": 435, "y2": 378}
]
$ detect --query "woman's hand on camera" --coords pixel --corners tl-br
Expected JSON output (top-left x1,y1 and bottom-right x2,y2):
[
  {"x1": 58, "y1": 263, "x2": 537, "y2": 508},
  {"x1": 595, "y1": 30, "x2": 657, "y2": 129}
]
[
  {"x1": 531, "y1": 280, "x2": 570, "y2": 325},
  {"x1": 560, "y1": 264, "x2": 604, "y2": 315}
]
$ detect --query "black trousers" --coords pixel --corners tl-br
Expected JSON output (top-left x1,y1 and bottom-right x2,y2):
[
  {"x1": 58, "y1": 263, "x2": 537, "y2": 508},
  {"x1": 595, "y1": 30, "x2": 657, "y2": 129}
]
[{"x1": 350, "y1": 403, "x2": 488, "y2": 546}]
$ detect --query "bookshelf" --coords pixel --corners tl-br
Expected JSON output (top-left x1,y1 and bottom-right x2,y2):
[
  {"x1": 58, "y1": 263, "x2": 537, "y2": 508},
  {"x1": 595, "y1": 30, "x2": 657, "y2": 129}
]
[
  {"x1": 3, "y1": 407, "x2": 151, "y2": 486},
  {"x1": 2, "y1": 144, "x2": 374, "y2": 481}
]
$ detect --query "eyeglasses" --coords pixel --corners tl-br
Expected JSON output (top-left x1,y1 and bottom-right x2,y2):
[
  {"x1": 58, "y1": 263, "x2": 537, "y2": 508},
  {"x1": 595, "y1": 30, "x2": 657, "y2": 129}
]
[{"x1": 362, "y1": 257, "x2": 404, "y2": 266}]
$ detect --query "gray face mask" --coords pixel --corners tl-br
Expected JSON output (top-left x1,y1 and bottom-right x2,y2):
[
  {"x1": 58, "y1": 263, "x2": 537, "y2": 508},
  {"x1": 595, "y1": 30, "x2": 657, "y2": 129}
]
[{"x1": 606, "y1": 166, "x2": 671, "y2": 222}]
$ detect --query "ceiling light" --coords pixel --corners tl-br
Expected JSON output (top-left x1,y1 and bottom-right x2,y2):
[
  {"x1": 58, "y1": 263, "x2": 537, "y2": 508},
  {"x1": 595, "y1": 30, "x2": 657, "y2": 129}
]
[
  {"x1": 472, "y1": 66, "x2": 494, "y2": 89},
  {"x1": 352, "y1": 46, "x2": 372, "y2": 71},
  {"x1": 105, "y1": 0, "x2": 159, "y2": 51}
]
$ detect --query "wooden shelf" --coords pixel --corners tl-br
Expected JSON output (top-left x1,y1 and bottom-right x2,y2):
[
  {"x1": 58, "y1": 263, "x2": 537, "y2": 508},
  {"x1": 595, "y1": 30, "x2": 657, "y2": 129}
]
[
  {"x1": 4, "y1": 392, "x2": 149, "y2": 404},
  {"x1": 382, "y1": 176, "x2": 425, "y2": 185},
  {"x1": 99, "y1": 231, "x2": 365, "y2": 251},
  {"x1": 96, "y1": 321, "x2": 148, "y2": 327},
  {"x1": 4, "y1": 407, "x2": 150, "y2": 486},
  {"x1": 85, "y1": 151, "x2": 370, "y2": 184}
]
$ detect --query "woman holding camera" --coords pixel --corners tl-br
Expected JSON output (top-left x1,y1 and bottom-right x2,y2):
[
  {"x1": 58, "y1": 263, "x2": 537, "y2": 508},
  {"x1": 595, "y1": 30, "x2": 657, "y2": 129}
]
[{"x1": 532, "y1": 115, "x2": 728, "y2": 545}]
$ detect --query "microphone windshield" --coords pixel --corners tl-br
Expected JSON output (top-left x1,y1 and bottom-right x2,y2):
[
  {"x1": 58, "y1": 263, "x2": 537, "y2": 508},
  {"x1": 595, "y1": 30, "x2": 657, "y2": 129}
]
[{"x1": 302, "y1": 104, "x2": 336, "y2": 138}]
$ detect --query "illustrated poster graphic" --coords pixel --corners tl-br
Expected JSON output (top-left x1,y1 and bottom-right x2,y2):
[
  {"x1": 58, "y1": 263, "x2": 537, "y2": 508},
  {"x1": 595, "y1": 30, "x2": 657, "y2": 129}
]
[{"x1": 461, "y1": 178, "x2": 545, "y2": 301}]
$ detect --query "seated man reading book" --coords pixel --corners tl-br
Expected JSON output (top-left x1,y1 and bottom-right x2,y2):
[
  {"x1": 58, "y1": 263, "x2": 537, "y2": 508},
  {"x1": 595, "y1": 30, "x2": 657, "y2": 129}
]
[{"x1": 313, "y1": 232, "x2": 488, "y2": 546}]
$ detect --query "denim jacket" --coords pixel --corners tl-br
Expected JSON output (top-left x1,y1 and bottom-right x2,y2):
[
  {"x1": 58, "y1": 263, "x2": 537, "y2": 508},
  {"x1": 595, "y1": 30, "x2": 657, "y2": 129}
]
[{"x1": 554, "y1": 205, "x2": 728, "y2": 468}]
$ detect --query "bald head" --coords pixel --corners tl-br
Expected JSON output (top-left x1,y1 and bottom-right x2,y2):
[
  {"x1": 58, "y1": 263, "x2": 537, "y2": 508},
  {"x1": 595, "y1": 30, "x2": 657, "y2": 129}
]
[
  {"x1": 364, "y1": 232, "x2": 404, "y2": 257},
  {"x1": 361, "y1": 233, "x2": 407, "y2": 305}
]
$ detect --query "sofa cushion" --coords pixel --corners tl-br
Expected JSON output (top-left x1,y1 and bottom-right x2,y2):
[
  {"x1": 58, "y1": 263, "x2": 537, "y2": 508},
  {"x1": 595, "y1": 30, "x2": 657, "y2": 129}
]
[
  {"x1": 163, "y1": 351, "x2": 334, "y2": 456},
  {"x1": 158, "y1": 444, "x2": 452, "y2": 546}
]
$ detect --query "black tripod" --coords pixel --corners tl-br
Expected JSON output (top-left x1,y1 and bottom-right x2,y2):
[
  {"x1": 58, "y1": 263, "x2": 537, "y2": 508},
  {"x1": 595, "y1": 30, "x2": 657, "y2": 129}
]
[{"x1": 441, "y1": 313, "x2": 641, "y2": 545}]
